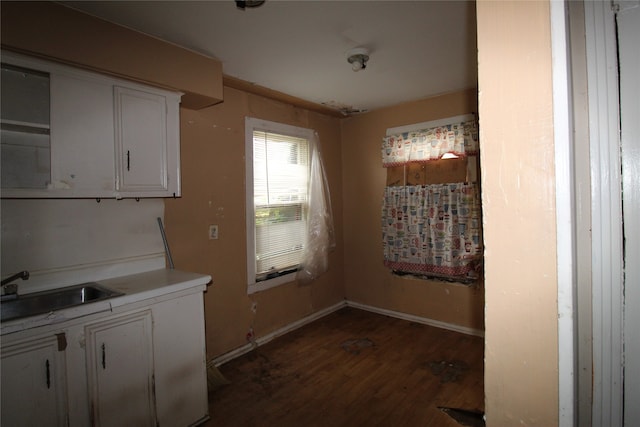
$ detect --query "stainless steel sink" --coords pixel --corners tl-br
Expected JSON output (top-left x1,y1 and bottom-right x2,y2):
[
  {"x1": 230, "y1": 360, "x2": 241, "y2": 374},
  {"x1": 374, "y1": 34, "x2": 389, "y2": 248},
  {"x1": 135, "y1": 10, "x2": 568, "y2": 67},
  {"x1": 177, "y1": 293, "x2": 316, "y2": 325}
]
[{"x1": 1, "y1": 283, "x2": 123, "y2": 322}]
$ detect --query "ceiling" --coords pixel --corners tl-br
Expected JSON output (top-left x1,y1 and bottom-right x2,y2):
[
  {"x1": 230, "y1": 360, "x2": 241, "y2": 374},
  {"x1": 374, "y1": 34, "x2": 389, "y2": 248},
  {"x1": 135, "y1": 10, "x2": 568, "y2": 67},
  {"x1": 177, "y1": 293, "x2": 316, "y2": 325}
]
[{"x1": 61, "y1": 0, "x2": 478, "y2": 115}]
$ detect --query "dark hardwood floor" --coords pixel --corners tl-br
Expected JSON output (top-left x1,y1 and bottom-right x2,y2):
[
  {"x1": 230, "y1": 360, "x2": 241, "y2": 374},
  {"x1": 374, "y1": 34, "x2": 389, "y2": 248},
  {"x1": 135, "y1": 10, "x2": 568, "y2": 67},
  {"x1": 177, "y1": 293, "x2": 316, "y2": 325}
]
[{"x1": 204, "y1": 307, "x2": 484, "y2": 427}]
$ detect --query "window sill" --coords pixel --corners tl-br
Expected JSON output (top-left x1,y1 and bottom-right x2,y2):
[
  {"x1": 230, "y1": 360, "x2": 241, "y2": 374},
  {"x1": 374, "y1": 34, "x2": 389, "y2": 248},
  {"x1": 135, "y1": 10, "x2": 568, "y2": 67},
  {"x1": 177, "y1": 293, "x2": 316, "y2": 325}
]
[{"x1": 248, "y1": 271, "x2": 297, "y2": 294}]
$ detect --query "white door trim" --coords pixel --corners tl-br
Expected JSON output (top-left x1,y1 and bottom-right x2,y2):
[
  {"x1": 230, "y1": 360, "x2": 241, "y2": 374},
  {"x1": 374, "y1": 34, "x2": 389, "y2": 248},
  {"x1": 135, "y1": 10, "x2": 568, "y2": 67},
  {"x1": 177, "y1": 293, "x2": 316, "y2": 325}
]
[
  {"x1": 617, "y1": 1, "x2": 640, "y2": 424},
  {"x1": 584, "y1": 1, "x2": 624, "y2": 425},
  {"x1": 551, "y1": 1, "x2": 577, "y2": 425}
]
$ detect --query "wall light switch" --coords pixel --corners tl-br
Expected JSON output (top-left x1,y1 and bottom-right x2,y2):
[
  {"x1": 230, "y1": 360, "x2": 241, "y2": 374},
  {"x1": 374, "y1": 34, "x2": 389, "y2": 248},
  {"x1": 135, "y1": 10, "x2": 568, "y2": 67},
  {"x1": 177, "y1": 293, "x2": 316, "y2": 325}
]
[{"x1": 208, "y1": 224, "x2": 219, "y2": 240}]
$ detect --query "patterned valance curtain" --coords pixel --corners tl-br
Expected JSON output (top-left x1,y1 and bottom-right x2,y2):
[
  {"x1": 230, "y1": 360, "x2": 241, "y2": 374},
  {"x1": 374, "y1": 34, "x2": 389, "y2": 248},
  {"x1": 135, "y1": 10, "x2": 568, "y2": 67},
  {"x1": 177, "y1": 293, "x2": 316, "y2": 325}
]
[
  {"x1": 382, "y1": 120, "x2": 479, "y2": 167},
  {"x1": 381, "y1": 118, "x2": 482, "y2": 282}
]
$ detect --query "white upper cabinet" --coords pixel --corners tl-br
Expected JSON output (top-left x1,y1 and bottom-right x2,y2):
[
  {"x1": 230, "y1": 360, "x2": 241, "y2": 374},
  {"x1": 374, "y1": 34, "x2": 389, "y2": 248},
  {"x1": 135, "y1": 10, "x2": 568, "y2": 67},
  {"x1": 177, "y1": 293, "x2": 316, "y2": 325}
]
[
  {"x1": 114, "y1": 86, "x2": 181, "y2": 198},
  {"x1": 0, "y1": 51, "x2": 182, "y2": 198}
]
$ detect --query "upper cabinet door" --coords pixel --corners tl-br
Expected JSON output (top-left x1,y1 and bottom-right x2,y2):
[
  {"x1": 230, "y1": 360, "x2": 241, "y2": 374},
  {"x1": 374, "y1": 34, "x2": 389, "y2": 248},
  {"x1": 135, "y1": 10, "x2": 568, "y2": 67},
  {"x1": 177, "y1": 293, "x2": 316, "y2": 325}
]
[
  {"x1": 50, "y1": 72, "x2": 115, "y2": 196},
  {"x1": 114, "y1": 87, "x2": 167, "y2": 195},
  {"x1": 114, "y1": 86, "x2": 181, "y2": 198},
  {"x1": 0, "y1": 63, "x2": 51, "y2": 191}
]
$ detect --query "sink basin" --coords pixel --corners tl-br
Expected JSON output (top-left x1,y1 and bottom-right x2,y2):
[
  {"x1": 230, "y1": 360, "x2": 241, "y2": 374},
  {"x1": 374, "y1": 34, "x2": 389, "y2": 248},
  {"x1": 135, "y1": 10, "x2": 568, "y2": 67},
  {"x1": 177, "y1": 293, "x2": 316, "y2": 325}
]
[{"x1": 1, "y1": 283, "x2": 123, "y2": 322}]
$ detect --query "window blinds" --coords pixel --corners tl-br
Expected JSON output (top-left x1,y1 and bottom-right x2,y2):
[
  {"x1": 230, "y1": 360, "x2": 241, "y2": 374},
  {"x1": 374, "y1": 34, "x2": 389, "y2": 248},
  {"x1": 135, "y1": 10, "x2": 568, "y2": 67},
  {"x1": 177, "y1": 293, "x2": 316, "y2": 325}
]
[{"x1": 252, "y1": 130, "x2": 309, "y2": 279}]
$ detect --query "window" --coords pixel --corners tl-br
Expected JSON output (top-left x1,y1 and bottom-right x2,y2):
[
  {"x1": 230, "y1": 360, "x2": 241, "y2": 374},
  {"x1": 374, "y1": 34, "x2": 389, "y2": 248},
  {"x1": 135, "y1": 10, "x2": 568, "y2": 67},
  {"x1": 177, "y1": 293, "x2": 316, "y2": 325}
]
[
  {"x1": 246, "y1": 118, "x2": 314, "y2": 293},
  {"x1": 381, "y1": 114, "x2": 483, "y2": 283}
]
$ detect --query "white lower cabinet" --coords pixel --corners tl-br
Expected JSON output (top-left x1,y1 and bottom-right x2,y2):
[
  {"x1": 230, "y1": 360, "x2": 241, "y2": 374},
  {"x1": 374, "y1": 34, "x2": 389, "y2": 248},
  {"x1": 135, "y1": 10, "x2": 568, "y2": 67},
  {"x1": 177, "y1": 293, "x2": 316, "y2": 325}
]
[
  {"x1": 85, "y1": 310, "x2": 156, "y2": 427},
  {"x1": 1, "y1": 288, "x2": 209, "y2": 427},
  {"x1": 151, "y1": 292, "x2": 209, "y2": 426},
  {"x1": 1, "y1": 333, "x2": 68, "y2": 426}
]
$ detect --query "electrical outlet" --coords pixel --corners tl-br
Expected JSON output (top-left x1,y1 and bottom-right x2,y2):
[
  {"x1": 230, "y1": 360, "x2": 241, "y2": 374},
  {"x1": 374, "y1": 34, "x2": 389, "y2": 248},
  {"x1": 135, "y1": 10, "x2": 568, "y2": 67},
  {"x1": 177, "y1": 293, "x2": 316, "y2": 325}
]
[{"x1": 208, "y1": 224, "x2": 218, "y2": 240}]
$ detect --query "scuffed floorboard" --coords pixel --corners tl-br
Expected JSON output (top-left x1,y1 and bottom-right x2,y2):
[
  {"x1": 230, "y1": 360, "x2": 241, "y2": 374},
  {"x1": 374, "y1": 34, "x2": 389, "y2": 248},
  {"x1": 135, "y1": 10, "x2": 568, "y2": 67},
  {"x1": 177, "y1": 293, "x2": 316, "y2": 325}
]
[
  {"x1": 205, "y1": 307, "x2": 484, "y2": 426},
  {"x1": 439, "y1": 407, "x2": 485, "y2": 427}
]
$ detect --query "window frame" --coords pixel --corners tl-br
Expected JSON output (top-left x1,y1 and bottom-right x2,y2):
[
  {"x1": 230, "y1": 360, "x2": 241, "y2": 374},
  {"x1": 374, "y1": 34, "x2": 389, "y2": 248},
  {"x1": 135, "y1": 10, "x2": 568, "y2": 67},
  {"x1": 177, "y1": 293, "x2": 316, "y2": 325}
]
[{"x1": 245, "y1": 117, "x2": 314, "y2": 294}]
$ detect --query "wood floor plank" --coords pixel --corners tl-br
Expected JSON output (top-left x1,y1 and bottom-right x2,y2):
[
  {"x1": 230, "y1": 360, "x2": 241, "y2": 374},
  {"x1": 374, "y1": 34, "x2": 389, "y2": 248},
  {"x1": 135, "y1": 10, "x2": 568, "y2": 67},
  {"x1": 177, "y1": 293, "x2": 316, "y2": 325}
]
[{"x1": 205, "y1": 307, "x2": 483, "y2": 426}]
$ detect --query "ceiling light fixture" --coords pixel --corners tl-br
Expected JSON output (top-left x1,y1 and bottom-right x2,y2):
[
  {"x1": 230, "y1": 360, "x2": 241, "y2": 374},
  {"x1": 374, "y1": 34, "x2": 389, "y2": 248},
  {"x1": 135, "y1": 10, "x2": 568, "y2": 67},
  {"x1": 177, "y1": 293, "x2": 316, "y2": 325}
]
[
  {"x1": 347, "y1": 47, "x2": 370, "y2": 72},
  {"x1": 236, "y1": 0, "x2": 265, "y2": 10}
]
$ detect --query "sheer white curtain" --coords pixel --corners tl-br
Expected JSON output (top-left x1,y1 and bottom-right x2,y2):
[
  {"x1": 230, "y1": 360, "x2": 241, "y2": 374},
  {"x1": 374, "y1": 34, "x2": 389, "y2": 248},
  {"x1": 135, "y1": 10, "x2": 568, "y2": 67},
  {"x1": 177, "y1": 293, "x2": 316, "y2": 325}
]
[{"x1": 296, "y1": 133, "x2": 335, "y2": 284}]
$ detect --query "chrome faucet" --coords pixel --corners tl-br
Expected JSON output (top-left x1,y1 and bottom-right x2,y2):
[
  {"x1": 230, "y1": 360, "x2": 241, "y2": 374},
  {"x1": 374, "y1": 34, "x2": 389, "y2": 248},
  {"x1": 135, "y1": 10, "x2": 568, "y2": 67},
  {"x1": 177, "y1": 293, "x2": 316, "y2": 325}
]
[
  {"x1": 1, "y1": 270, "x2": 29, "y2": 286},
  {"x1": 1, "y1": 271, "x2": 29, "y2": 300}
]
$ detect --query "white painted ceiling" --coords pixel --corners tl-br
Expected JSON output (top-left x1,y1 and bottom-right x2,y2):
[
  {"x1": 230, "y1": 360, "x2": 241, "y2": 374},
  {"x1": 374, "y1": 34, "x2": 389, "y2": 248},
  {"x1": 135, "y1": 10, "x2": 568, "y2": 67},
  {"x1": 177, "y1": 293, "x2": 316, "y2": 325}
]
[{"x1": 62, "y1": 0, "x2": 478, "y2": 114}]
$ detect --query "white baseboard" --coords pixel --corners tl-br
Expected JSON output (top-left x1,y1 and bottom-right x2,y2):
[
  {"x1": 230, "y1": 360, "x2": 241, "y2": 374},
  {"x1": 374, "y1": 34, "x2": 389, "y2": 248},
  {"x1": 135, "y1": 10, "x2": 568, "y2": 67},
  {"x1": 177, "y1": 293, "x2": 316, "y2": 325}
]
[
  {"x1": 345, "y1": 300, "x2": 484, "y2": 337},
  {"x1": 210, "y1": 299, "x2": 484, "y2": 367},
  {"x1": 210, "y1": 300, "x2": 346, "y2": 366}
]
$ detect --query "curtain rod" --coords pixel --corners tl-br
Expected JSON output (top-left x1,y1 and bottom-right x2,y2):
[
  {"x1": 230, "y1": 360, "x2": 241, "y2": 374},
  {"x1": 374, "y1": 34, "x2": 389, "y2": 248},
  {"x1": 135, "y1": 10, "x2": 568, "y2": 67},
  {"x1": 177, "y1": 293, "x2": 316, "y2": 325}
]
[{"x1": 386, "y1": 113, "x2": 477, "y2": 137}]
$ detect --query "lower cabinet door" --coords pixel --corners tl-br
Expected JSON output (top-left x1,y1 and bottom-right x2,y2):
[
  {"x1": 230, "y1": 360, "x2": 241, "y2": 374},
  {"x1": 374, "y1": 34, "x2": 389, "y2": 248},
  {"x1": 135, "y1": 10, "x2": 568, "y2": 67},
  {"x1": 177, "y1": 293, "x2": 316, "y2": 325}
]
[
  {"x1": 1, "y1": 334, "x2": 68, "y2": 426},
  {"x1": 85, "y1": 310, "x2": 155, "y2": 427}
]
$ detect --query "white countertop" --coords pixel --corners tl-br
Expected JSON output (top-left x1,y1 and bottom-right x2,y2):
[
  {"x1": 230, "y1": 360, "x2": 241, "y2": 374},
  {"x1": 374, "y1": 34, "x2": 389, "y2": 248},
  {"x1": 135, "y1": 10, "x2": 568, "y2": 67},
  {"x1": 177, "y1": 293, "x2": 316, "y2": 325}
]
[
  {"x1": 100, "y1": 268, "x2": 211, "y2": 305},
  {"x1": 1, "y1": 268, "x2": 212, "y2": 336}
]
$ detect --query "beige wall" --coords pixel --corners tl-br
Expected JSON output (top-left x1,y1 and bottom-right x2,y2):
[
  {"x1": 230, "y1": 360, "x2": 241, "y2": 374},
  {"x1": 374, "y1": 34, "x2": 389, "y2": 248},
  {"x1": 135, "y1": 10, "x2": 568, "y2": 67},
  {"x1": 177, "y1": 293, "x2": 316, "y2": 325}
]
[
  {"x1": 164, "y1": 87, "x2": 345, "y2": 357},
  {"x1": 2, "y1": 0, "x2": 509, "y2": 383},
  {"x1": 477, "y1": 1, "x2": 559, "y2": 425},
  {"x1": 0, "y1": 1, "x2": 346, "y2": 359},
  {"x1": 0, "y1": 4, "x2": 570, "y2": 422},
  {"x1": 341, "y1": 89, "x2": 484, "y2": 331},
  {"x1": 1, "y1": 2, "x2": 223, "y2": 109},
  {"x1": 0, "y1": 0, "x2": 485, "y2": 360}
]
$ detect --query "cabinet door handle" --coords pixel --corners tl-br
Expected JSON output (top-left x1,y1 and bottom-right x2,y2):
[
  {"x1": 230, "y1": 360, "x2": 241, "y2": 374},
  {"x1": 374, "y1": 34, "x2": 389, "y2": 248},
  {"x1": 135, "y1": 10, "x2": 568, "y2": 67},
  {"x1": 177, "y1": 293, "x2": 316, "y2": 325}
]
[
  {"x1": 101, "y1": 343, "x2": 106, "y2": 369},
  {"x1": 127, "y1": 150, "x2": 131, "y2": 171},
  {"x1": 45, "y1": 359, "x2": 51, "y2": 389}
]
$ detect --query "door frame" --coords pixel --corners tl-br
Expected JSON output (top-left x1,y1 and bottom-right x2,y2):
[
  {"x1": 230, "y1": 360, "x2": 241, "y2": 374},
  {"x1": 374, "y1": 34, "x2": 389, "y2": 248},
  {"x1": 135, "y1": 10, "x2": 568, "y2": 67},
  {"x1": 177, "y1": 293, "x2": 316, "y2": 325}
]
[
  {"x1": 554, "y1": 1, "x2": 626, "y2": 425},
  {"x1": 550, "y1": 1, "x2": 577, "y2": 425},
  {"x1": 584, "y1": 1, "x2": 625, "y2": 425}
]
